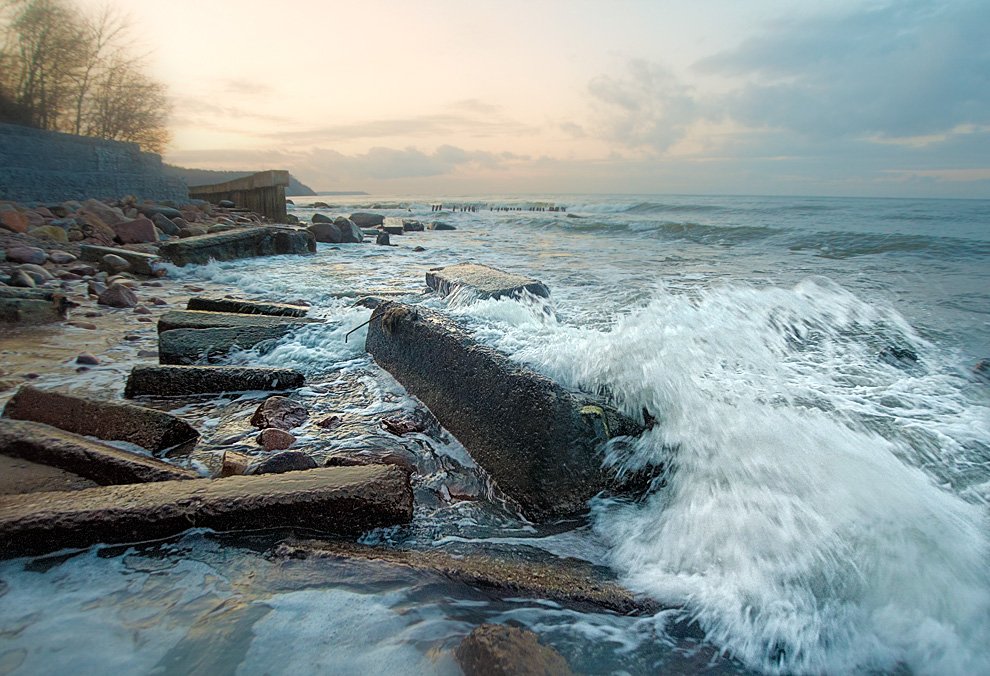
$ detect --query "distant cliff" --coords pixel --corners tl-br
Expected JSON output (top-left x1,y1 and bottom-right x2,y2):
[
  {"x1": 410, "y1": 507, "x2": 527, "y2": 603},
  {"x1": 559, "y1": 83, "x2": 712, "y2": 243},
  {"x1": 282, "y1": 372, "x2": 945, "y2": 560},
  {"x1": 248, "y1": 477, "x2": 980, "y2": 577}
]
[{"x1": 164, "y1": 165, "x2": 317, "y2": 196}]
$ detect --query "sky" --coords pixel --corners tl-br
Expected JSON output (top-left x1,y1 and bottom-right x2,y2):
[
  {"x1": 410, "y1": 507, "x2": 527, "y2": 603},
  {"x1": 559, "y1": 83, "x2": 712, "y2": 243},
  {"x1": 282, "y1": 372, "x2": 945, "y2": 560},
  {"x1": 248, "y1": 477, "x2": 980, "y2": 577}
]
[{"x1": 80, "y1": 0, "x2": 990, "y2": 197}]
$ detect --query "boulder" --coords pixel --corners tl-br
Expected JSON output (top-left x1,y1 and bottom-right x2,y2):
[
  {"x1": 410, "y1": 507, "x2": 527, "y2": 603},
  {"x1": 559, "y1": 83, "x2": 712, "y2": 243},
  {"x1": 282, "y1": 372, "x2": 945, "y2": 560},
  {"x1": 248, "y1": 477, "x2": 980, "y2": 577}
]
[
  {"x1": 158, "y1": 326, "x2": 292, "y2": 364},
  {"x1": 124, "y1": 365, "x2": 305, "y2": 397},
  {"x1": 98, "y1": 283, "x2": 138, "y2": 308},
  {"x1": 28, "y1": 225, "x2": 69, "y2": 242},
  {"x1": 16, "y1": 263, "x2": 53, "y2": 282},
  {"x1": 6, "y1": 270, "x2": 35, "y2": 288},
  {"x1": 456, "y1": 624, "x2": 572, "y2": 676},
  {"x1": 138, "y1": 204, "x2": 183, "y2": 220},
  {"x1": 427, "y1": 263, "x2": 550, "y2": 300},
  {"x1": 0, "y1": 465, "x2": 414, "y2": 558},
  {"x1": 77, "y1": 212, "x2": 117, "y2": 245},
  {"x1": 349, "y1": 212, "x2": 385, "y2": 228},
  {"x1": 152, "y1": 213, "x2": 180, "y2": 236},
  {"x1": 48, "y1": 250, "x2": 77, "y2": 264},
  {"x1": 402, "y1": 219, "x2": 425, "y2": 232},
  {"x1": 157, "y1": 310, "x2": 320, "y2": 333},
  {"x1": 250, "y1": 396, "x2": 308, "y2": 430},
  {"x1": 79, "y1": 245, "x2": 166, "y2": 277},
  {"x1": 158, "y1": 227, "x2": 316, "y2": 266},
  {"x1": 0, "y1": 297, "x2": 65, "y2": 324},
  {"x1": 179, "y1": 225, "x2": 209, "y2": 238},
  {"x1": 186, "y1": 297, "x2": 308, "y2": 317},
  {"x1": 365, "y1": 303, "x2": 643, "y2": 520},
  {"x1": 246, "y1": 450, "x2": 315, "y2": 473},
  {"x1": 308, "y1": 217, "x2": 363, "y2": 244},
  {"x1": 101, "y1": 253, "x2": 131, "y2": 273},
  {"x1": 312, "y1": 201, "x2": 330, "y2": 209},
  {"x1": 81, "y1": 199, "x2": 127, "y2": 225},
  {"x1": 375, "y1": 232, "x2": 391, "y2": 246},
  {"x1": 0, "y1": 419, "x2": 197, "y2": 484},
  {"x1": 255, "y1": 430, "x2": 298, "y2": 452},
  {"x1": 428, "y1": 221, "x2": 456, "y2": 231},
  {"x1": 0, "y1": 210, "x2": 29, "y2": 233},
  {"x1": 5, "y1": 246, "x2": 47, "y2": 265},
  {"x1": 312, "y1": 213, "x2": 333, "y2": 223},
  {"x1": 3, "y1": 385, "x2": 199, "y2": 455},
  {"x1": 113, "y1": 216, "x2": 158, "y2": 244}
]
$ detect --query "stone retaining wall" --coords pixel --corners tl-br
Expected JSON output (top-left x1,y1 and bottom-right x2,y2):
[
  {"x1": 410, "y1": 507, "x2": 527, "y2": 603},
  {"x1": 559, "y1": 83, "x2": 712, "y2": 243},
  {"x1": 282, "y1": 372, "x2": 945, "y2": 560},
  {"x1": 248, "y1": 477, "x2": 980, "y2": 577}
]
[{"x1": 0, "y1": 122, "x2": 187, "y2": 203}]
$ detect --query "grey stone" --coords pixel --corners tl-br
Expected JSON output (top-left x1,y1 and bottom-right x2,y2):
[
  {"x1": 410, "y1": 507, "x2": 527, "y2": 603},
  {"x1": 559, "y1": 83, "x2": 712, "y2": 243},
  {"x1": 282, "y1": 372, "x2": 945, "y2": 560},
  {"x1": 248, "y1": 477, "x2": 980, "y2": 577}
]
[
  {"x1": 98, "y1": 282, "x2": 138, "y2": 308},
  {"x1": 3, "y1": 385, "x2": 199, "y2": 455},
  {"x1": 186, "y1": 297, "x2": 308, "y2": 317},
  {"x1": 125, "y1": 365, "x2": 305, "y2": 397},
  {"x1": 349, "y1": 212, "x2": 385, "y2": 227},
  {"x1": 276, "y1": 540, "x2": 659, "y2": 615},
  {"x1": 158, "y1": 227, "x2": 315, "y2": 266},
  {"x1": 152, "y1": 212, "x2": 180, "y2": 236},
  {"x1": 157, "y1": 310, "x2": 320, "y2": 333},
  {"x1": 48, "y1": 250, "x2": 77, "y2": 264},
  {"x1": 246, "y1": 450, "x2": 315, "y2": 473},
  {"x1": 457, "y1": 625, "x2": 573, "y2": 676},
  {"x1": 250, "y1": 396, "x2": 308, "y2": 430},
  {"x1": 0, "y1": 465, "x2": 414, "y2": 558},
  {"x1": 79, "y1": 245, "x2": 166, "y2": 277},
  {"x1": 0, "y1": 419, "x2": 198, "y2": 484},
  {"x1": 428, "y1": 221, "x2": 456, "y2": 231},
  {"x1": 101, "y1": 253, "x2": 131, "y2": 273},
  {"x1": 6, "y1": 246, "x2": 47, "y2": 265},
  {"x1": 8, "y1": 270, "x2": 36, "y2": 288},
  {"x1": 427, "y1": 263, "x2": 550, "y2": 300},
  {"x1": 365, "y1": 303, "x2": 643, "y2": 520},
  {"x1": 312, "y1": 212, "x2": 333, "y2": 223},
  {"x1": 158, "y1": 326, "x2": 293, "y2": 364}
]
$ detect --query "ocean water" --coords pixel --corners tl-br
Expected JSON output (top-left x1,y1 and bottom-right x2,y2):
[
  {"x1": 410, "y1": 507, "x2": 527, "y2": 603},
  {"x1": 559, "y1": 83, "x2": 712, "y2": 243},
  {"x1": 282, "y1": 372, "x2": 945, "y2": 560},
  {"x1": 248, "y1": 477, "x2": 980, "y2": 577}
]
[{"x1": 1, "y1": 194, "x2": 988, "y2": 674}]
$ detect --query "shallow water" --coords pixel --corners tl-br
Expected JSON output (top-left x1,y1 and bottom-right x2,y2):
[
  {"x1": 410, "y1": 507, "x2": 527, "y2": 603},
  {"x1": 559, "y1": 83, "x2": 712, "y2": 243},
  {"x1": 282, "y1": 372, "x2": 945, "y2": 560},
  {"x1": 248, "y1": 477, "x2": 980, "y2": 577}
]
[{"x1": 1, "y1": 193, "x2": 988, "y2": 674}]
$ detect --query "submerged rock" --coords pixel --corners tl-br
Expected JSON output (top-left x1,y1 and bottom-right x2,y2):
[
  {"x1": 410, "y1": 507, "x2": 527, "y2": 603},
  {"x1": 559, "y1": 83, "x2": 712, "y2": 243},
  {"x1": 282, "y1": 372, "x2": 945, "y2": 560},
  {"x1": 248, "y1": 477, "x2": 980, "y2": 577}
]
[
  {"x1": 349, "y1": 212, "x2": 385, "y2": 228},
  {"x1": 257, "y1": 428, "x2": 296, "y2": 451},
  {"x1": 250, "y1": 396, "x2": 309, "y2": 431},
  {"x1": 247, "y1": 450, "x2": 316, "y2": 474},
  {"x1": 456, "y1": 624, "x2": 573, "y2": 676},
  {"x1": 97, "y1": 282, "x2": 138, "y2": 308},
  {"x1": 426, "y1": 262, "x2": 550, "y2": 300}
]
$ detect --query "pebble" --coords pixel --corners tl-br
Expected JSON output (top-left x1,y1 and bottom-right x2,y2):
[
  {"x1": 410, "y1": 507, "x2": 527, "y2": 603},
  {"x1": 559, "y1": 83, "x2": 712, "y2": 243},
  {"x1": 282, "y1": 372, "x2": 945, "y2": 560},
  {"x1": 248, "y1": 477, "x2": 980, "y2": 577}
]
[
  {"x1": 8, "y1": 270, "x2": 35, "y2": 288},
  {"x1": 67, "y1": 321, "x2": 97, "y2": 330},
  {"x1": 6, "y1": 246, "x2": 47, "y2": 265},
  {"x1": 75, "y1": 353, "x2": 99, "y2": 365},
  {"x1": 97, "y1": 283, "x2": 138, "y2": 308},
  {"x1": 48, "y1": 250, "x2": 77, "y2": 264},
  {"x1": 257, "y1": 428, "x2": 296, "y2": 451},
  {"x1": 101, "y1": 253, "x2": 130, "y2": 273},
  {"x1": 123, "y1": 334, "x2": 142, "y2": 341},
  {"x1": 136, "y1": 317, "x2": 153, "y2": 323},
  {"x1": 133, "y1": 305, "x2": 152, "y2": 315},
  {"x1": 150, "y1": 297, "x2": 168, "y2": 306}
]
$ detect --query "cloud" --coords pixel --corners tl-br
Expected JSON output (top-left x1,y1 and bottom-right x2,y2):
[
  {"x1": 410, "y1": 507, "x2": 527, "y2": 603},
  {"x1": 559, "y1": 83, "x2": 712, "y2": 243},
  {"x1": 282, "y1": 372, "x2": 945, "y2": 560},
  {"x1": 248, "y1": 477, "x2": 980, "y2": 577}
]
[
  {"x1": 263, "y1": 102, "x2": 535, "y2": 145},
  {"x1": 587, "y1": 59, "x2": 700, "y2": 152},
  {"x1": 697, "y1": 0, "x2": 990, "y2": 141},
  {"x1": 167, "y1": 144, "x2": 522, "y2": 187}
]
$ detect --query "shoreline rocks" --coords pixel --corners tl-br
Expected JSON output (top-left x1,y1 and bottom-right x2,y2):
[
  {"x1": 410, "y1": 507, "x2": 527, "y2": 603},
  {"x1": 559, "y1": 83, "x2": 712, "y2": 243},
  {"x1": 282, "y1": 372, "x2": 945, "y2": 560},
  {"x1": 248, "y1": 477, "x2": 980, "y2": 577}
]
[
  {"x1": 365, "y1": 302, "x2": 643, "y2": 520},
  {"x1": 3, "y1": 385, "x2": 200, "y2": 455},
  {"x1": 0, "y1": 465, "x2": 414, "y2": 558},
  {"x1": 125, "y1": 365, "x2": 305, "y2": 397},
  {"x1": 426, "y1": 262, "x2": 550, "y2": 300}
]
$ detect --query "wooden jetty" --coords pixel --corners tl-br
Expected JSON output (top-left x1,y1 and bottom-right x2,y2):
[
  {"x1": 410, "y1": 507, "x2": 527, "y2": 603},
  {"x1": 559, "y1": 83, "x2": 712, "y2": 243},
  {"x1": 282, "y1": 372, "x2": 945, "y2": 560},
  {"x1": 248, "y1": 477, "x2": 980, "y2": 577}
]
[{"x1": 188, "y1": 170, "x2": 289, "y2": 222}]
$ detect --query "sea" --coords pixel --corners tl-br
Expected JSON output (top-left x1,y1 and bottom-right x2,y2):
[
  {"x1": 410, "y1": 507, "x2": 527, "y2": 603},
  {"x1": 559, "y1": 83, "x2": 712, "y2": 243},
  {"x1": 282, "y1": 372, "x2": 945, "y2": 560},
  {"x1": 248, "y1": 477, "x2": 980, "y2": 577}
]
[{"x1": 1, "y1": 193, "x2": 988, "y2": 675}]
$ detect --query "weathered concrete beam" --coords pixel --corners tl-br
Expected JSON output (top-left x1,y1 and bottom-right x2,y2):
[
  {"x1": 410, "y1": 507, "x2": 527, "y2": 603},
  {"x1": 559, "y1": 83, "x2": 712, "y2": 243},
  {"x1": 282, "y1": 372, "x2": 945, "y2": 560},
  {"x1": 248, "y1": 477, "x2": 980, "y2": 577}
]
[
  {"x1": 365, "y1": 303, "x2": 641, "y2": 520},
  {"x1": 0, "y1": 419, "x2": 198, "y2": 484},
  {"x1": 0, "y1": 465, "x2": 413, "y2": 557},
  {"x1": 157, "y1": 310, "x2": 320, "y2": 333},
  {"x1": 158, "y1": 226, "x2": 315, "y2": 266},
  {"x1": 3, "y1": 385, "x2": 199, "y2": 455},
  {"x1": 186, "y1": 297, "x2": 309, "y2": 317},
  {"x1": 0, "y1": 297, "x2": 65, "y2": 324},
  {"x1": 79, "y1": 245, "x2": 166, "y2": 277},
  {"x1": 276, "y1": 539, "x2": 660, "y2": 615},
  {"x1": 426, "y1": 263, "x2": 550, "y2": 300},
  {"x1": 159, "y1": 326, "x2": 292, "y2": 364},
  {"x1": 0, "y1": 455, "x2": 97, "y2": 496},
  {"x1": 126, "y1": 365, "x2": 305, "y2": 397},
  {"x1": 0, "y1": 287, "x2": 61, "y2": 301}
]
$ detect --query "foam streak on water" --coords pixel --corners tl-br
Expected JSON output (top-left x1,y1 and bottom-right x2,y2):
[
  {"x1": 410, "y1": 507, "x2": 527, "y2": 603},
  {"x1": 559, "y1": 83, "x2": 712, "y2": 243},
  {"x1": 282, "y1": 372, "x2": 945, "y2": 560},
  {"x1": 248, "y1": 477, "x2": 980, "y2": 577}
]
[{"x1": 483, "y1": 278, "x2": 990, "y2": 674}]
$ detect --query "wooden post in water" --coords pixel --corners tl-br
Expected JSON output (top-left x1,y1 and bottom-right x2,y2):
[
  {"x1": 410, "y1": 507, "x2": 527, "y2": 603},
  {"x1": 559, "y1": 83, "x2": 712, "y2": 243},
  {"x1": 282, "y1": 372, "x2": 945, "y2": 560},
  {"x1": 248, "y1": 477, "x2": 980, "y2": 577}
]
[{"x1": 188, "y1": 170, "x2": 290, "y2": 222}]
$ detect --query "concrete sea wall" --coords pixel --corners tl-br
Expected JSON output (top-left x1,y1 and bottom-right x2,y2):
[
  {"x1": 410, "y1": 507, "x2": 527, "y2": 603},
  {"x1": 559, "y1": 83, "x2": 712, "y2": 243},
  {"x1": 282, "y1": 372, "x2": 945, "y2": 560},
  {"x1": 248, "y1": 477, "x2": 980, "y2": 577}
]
[{"x1": 0, "y1": 123, "x2": 187, "y2": 203}]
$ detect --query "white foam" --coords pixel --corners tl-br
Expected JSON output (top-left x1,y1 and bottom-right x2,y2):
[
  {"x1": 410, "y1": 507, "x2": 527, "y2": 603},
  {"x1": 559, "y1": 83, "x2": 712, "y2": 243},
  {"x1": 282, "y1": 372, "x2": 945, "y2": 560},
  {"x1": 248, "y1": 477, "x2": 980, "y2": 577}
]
[{"x1": 470, "y1": 278, "x2": 990, "y2": 674}]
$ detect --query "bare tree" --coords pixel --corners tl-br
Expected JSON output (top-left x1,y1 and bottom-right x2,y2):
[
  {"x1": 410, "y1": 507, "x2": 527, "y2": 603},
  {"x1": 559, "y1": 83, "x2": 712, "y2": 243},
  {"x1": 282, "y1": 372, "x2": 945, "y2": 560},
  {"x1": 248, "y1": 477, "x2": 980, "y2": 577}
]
[
  {"x1": 0, "y1": 0, "x2": 171, "y2": 153},
  {"x1": 86, "y1": 54, "x2": 170, "y2": 153}
]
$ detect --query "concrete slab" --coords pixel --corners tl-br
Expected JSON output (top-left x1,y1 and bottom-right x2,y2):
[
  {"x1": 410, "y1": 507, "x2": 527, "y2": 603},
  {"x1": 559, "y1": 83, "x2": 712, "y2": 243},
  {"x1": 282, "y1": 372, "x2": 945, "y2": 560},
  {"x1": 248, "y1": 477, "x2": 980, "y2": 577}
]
[
  {"x1": 426, "y1": 263, "x2": 550, "y2": 300},
  {"x1": 125, "y1": 365, "x2": 304, "y2": 397}
]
